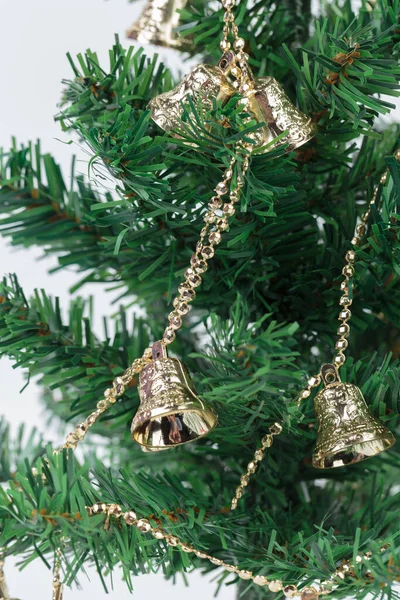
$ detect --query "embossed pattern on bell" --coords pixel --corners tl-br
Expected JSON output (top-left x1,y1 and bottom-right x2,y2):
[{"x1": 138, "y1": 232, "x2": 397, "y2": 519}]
[
  {"x1": 313, "y1": 380, "x2": 395, "y2": 469},
  {"x1": 148, "y1": 62, "x2": 235, "y2": 134},
  {"x1": 127, "y1": 0, "x2": 189, "y2": 49},
  {"x1": 249, "y1": 77, "x2": 317, "y2": 152},
  {"x1": 131, "y1": 356, "x2": 217, "y2": 450}
]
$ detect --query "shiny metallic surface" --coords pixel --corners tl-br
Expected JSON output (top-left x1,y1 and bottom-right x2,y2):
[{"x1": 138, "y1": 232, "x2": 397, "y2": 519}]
[
  {"x1": 249, "y1": 77, "x2": 317, "y2": 152},
  {"x1": 127, "y1": 0, "x2": 189, "y2": 49},
  {"x1": 149, "y1": 56, "x2": 316, "y2": 152},
  {"x1": 149, "y1": 54, "x2": 236, "y2": 134},
  {"x1": 131, "y1": 343, "x2": 217, "y2": 450},
  {"x1": 312, "y1": 364, "x2": 395, "y2": 469}
]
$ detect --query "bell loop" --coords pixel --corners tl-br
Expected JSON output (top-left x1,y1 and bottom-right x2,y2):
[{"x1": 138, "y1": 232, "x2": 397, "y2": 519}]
[
  {"x1": 320, "y1": 363, "x2": 341, "y2": 387},
  {"x1": 152, "y1": 340, "x2": 167, "y2": 360}
]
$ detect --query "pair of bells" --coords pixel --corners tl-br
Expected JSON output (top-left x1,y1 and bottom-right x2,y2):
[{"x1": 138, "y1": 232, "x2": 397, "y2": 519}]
[
  {"x1": 148, "y1": 51, "x2": 317, "y2": 152},
  {"x1": 131, "y1": 347, "x2": 395, "y2": 468}
]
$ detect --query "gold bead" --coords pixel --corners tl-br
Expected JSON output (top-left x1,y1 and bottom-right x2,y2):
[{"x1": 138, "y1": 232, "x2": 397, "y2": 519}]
[
  {"x1": 240, "y1": 474, "x2": 249, "y2": 486},
  {"x1": 97, "y1": 399, "x2": 108, "y2": 411},
  {"x1": 220, "y1": 39, "x2": 231, "y2": 51},
  {"x1": 209, "y1": 196, "x2": 223, "y2": 210},
  {"x1": 223, "y1": 203, "x2": 235, "y2": 216},
  {"x1": 270, "y1": 423, "x2": 283, "y2": 435},
  {"x1": 351, "y1": 236, "x2": 360, "y2": 246},
  {"x1": 204, "y1": 211, "x2": 216, "y2": 224},
  {"x1": 308, "y1": 376, "x2": 320, "y2": 387},
  {"x1": 201, "y1": 246, "x2": 215, "y2": 259},
  {"x1": 380, "y1": 172, "x2": 387, "y2": 185},
  {"x1": 238, "y1": 570, "x2": 252, "y2": 580},
  {"x1": 190, "y1": 257, "x2": 208, "y2": 274},
  {"x1": 210, "y1": 557, "x2": 224, "y2": 565},
  {"x1": 300, "y1": 389, "x2": 311, "y2": 400},
  {"x1": 339, "y1": 308, "x2": 351, "y2": 320},
  {"x1": 254, "y1": 575, "x2": 268, "y2": 586},
  {"x1": 339, "y1": 295, "x2": 352, "y2": 306},
  {"x1": 168, "y1": 311, "x2": 183, "y2": 330},
  {"x1": 185, "y1": 269, "x2": 202, "y2": 288},
  {"x1": 86, "y1": 413, "x2": 98, "y2": 426},
  {"x1": 113, "y1": 376, "x2": 125, "y2": 395},
  {"x1": 231, "y1": 498, "x2": 238, "y2": 510},
  {"x1": 166, "y1": 535, "x2": 179, "y2": 546},
  {"x1": 216, "y1": 217, "x2": 229, "y2": 231},
  {"x1": 181, "y1": 544, "x2": 194, "y2": 553},
  {"x1": 342, "y1": 265, "x2": 354, "y2": 278},
  {"x1": 109, "y1": 504, "x2": 122, "y2": 517},
  {"x1": 123, "y1": 511, "x2": 137, "y2": 525},
  {"x1": 301, "y1": 587, "x2": 319, "y2": 600},
  {"x1": 340, "y1": 280, "x2": 348, "y2": 291},
  {"x1": 355, "y1": 554, "x2": 363, "y2": 563},
  {"x1": 234, "y1": 38, "x2": 245, "y2": 50},
  {"x1": 136, "y1": 519, "x2": 152, "y2": 533},
  {"x1": 143, "y1": 347, "x2": 153, "y2": 360},
  {"x1": 268, "y1": 580, "x2": 282, "y2": 592},
  {"x1": 173, "y1": 298, "x2": 190, "y2": 315},
  {"x1": 163, "y1": 327, "x2": 176, "y2": 344},
  {"x1": 216, "y1": 182, "x2": 228, "y2": 195},
  {"x1": 225, "y1": 169, "x2": 233, "y2": 179},
  {"x1": 75, "y1": 423, "x2": 87, "y2": 439},
  {"x1": 235, "y1": 486, "x2": 243, "y2": 498},
  {"x1": 194, "y1": 550, "x2": 208, "y2": 559},
  {"x1": 230, "y1": 189, "x2": 240, "y2": 203},
  {"x1": 152, "y1": 528, "x2": 165, "y2": 539},
  {"x1": 92, "y1": 503, "x2": 107, "y2": 514},
  {"x1": 356, "y1": 223, "x2": 366, "y2": 236},
  {"x1": 261, "y1": 434, "x2": 272, "y2": 448},
  {"x1": 224, "y1": 564, "x2": 238, "y2": 572},
  {"x1": 209, "y1": 231, "x2": 222, "y2": 245},
  {"x1": 337, "y1": 323, "x2": 350, "y2": 336},
  {"x1": 178, "y1": 282, "x2": 196, "y2": 299},
  {"x1": 335, "y1": 339, "x2": 348, "y2": 350},
  {"x1": 284, "y1": 585, "x2": 298, "y2": 598},
  {"x1": 247, "y1": 461, "x2": 257, "y2": 474},
  {"x1": 334, "y1": 353, "x2": 346, "y2": 366},
  {"x1": 254, "y1": 449, "x2": 264, "y2": 461},
  {"x1": 346, "y1": 250, "x2": 356, "y2": 262},
  {"x1": 66, "y1": 432, "x2": 78, "y2": 445}
]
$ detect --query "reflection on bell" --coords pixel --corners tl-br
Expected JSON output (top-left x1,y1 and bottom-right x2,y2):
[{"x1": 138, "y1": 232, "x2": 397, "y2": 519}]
[
  {"x1": 248, "y1": 77, "x2": 317, "y2": 152},
  {"x1": 149, "y1": 52, "x2": 236, "y2": 134},
  {"x1": 131, "y1": 342, "x2": 218, "y2": 451},
  {"x1": 127, "y1": 0, "x2": 189, "y2": 49},
  {"x1": 149, "y1": 53, "x2": 316, "y2": 152},
  {"x1": 312, "y1": 364, "x2": 395, "y2": 469}
]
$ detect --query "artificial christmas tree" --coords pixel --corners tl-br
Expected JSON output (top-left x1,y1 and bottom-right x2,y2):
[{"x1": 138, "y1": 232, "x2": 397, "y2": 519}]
[{"x1": 1, "y1": 0, "x2": 400, "y2": 598}]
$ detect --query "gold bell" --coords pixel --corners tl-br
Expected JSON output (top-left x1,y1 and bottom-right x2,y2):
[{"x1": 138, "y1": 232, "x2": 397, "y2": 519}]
[
  {"x1": 127, "y1": 0, "x2": 190, "y2": 49},
  {"x1": 246, "y1": 76, "x2": 317, "y2": 152},
  {"x1": 149, "y1": 52, "x2": 316, "y2": 152},
  {"x1": 131, "y1": 342, "x2": 218, "y2": 451},
  {"x1": 312, "y1": 364, "x2": 395, "y2": 469},
  {"x1": 149, "y1": 52, "x2": 236, "y2": 134}
]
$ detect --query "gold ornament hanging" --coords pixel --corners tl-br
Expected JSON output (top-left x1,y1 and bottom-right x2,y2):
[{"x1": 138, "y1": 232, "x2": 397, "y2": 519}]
[
  {"x1": 131, "y1": 342, "x2": 217, "y2": 450},
  {"x1": 149, "y1": 49, "x2": 316, "y2": 152},
  {"x1": 127, "y1": 0, "x2": 190, "y2": 49},
  {"x1": 312, "y1": 364, "x2": 395, "y2": 469}
]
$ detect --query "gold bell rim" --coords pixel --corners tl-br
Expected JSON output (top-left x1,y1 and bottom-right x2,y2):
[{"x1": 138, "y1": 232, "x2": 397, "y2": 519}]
[
  {"x1": 312, "y1": 432, "x2": 395, "y2": 469},
  {"x1": 132, "y1": 402, "x2": 218, "y2": 451}
]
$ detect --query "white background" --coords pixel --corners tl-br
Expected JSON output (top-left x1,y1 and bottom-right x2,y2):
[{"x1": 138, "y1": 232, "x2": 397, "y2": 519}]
[{"x1": 0, "y1": 0, "x2": 233, "y2": 597}]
